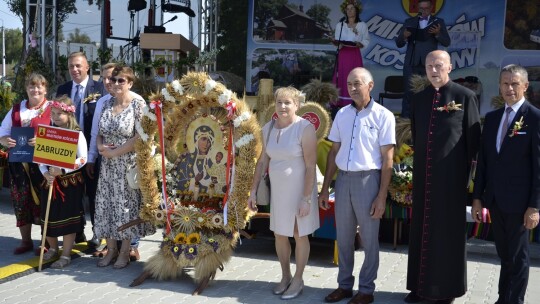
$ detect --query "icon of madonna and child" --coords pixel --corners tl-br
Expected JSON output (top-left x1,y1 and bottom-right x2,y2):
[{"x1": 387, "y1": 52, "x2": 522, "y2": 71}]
[{"x1": 171, "y1": 116, "x2": 228, "y2": 204}]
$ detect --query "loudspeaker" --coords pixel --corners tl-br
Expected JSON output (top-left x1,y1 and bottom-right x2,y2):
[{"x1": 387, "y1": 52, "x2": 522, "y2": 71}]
[
  {"x1": 162, "y1": 0, "x2": 196, "y2": 17},
  {"x1": 128, "y1": 0, "x2": 147, "y2": 12}
]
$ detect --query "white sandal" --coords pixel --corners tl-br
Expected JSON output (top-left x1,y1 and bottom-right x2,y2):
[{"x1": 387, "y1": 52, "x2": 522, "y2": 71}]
[
  {"x1": 42, "y1": 248, "x2": 58, "y2": 261},
  {"x1": 51, "y1": 256, "x2": 71, "y2": 268}
]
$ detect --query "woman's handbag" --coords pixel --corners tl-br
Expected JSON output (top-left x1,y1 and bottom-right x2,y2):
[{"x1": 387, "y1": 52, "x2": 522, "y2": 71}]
[
  {"x1": 256, "y1": 120, "x2": 274, "y2": 206},
  {"x1": 126, "y1": 162, "x2": 140, "y2": 189}
]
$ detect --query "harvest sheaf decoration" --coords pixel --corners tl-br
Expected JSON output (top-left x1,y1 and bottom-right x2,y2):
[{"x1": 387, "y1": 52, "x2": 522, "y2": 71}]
[{"x1": 130, "y1": 72, "x2": 262, "y2": 294}]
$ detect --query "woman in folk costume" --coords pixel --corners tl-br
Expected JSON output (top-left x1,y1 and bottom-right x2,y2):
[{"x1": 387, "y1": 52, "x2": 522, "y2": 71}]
[
  {"x1": 39, "y1": 95, "x2": 87, "y2": 268},
  {"x1": 0, "y1": 73, "x2": 51, "y2": 255},
  {"x1": 330, "y1": 0, "x2": 370, "y2": 118}
]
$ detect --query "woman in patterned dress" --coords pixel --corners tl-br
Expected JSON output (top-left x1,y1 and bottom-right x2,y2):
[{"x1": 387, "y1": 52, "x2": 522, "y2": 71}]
[
  {"x1": 93, "y1": 66, "x2": 155, "y2": 269},
  {"x1": 0, "y1": 73, "x2": 51, "y2": 255}
]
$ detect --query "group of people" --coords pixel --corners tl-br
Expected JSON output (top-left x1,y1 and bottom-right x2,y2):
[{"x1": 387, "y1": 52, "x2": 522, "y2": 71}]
[
  {"x1": 0, "y1": 52, "x2": 154, "y2": 269},
  {"x1": 249, "y1": 6, "x2": 539, "y2": 300},
  {"x1": 1, "y1": 1, "x2": 539, "y2": 303},
  {"x1": 248, "y1": 49, "x2": 538, "y2": 304}
]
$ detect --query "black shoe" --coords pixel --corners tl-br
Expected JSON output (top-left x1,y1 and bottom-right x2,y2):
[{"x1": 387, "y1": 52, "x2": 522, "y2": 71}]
[
  {"x1": 75, "y1": 232, "x2": 87, "y2": 244},
  {"x1": 88, "y1": 235, "x2": 100, "y2": 248},
  {"x1": 325, "y1": 288, "x2": 353, "y2": 303},
  {"x1": 404, "y1": 291, "x2": 423, "y2": 303}
]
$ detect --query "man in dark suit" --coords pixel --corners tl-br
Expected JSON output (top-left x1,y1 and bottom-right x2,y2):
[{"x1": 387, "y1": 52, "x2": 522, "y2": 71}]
[
  {"x1": 395, "y1": 0, "x2": 450, "y2": 118},
  {"x1": 472, "y1": 64, "x2": 540, "y2": 304},
  {"x1": 56, "y1": 52, "x2": 105, "y2": 248}
]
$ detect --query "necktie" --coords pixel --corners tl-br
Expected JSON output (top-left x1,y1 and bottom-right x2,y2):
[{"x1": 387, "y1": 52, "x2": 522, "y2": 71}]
[
  {"x1": 74, "y1": 84, "x2": 82, "y2": 124},
  {"x1": 499, "y1": 107, "x2": 512, "y2": 150}
]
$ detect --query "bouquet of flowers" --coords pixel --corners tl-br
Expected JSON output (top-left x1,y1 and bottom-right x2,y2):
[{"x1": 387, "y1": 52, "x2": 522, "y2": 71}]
[{"x1": 389, "y1": 143, "x2": 413, "y2": 207}]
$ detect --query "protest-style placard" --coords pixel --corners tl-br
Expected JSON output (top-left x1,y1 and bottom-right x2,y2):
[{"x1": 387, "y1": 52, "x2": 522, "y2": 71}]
[{"x1": 33, "y1": 124, "x2": 79, "y2": 169}]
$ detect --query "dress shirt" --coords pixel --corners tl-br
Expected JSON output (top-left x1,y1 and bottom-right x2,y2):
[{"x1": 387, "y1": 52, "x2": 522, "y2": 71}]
[
  {"x1": 496, "y1": 98, "x2": 525, "y2": 152},
  {"x1": 328, "y1": 99, "x2": 395, "y2": 171},
  {"x1": 419, "y1": 16, "x2": 430, "y2": 29}
]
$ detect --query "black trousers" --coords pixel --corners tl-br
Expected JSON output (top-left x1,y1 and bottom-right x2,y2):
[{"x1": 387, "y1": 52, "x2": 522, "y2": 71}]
[
  {"x1": 489, "y1": 205, "x2": 530, "y2": 304},
  {"x1": 83, "y1": 156, "x2": 101, "y2": 229}
]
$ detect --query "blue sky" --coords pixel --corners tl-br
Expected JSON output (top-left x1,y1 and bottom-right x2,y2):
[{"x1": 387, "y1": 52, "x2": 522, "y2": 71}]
[{"x1": 0, "y1": 1, "x2": 190, "y2": 43}]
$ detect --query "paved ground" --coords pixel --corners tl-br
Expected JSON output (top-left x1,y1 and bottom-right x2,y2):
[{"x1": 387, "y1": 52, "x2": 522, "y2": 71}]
[{"x1": 0, "y1": 188, "x2": 539, "y2": 304}]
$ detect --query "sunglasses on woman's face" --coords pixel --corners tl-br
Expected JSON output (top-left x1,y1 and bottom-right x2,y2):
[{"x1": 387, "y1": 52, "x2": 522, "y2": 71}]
[{"x1": 110, "y1": 77, "x2": 127, "y2": 85}]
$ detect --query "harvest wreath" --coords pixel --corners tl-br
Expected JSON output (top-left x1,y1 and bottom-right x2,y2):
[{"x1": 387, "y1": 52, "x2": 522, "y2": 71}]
[{"x1": 130, "y1": 72, "x2": 262, "y2": 294}]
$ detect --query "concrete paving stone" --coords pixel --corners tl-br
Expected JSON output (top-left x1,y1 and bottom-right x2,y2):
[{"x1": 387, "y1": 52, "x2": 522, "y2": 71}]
[{"x1": 2, "y1": 189, "x2": 540, "y2": 304}]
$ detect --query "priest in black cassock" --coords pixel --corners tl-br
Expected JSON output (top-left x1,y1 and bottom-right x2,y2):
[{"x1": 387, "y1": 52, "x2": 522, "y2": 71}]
[{"x1": 405, "y1": 50, "x2": 481, "y2": 304}]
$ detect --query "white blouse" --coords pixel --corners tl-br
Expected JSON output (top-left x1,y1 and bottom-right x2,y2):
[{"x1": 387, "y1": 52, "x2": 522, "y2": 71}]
[
  {"x1": 334, "y1": 21, "x2": 370, "y2": 49},
  {"x1": 0, "y1": 100, "x2": 50, "y2": 137}
]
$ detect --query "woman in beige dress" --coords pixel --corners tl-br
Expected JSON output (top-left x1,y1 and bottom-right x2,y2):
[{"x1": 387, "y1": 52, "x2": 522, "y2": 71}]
[{"x1": 248, "y1": 87, "x2": 319, "y2": 300}]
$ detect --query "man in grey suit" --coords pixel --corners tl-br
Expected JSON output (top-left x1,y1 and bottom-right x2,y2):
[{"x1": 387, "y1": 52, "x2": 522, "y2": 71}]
[{"x1": 395, "y1": 0, "x2": 450, "y2": 117}]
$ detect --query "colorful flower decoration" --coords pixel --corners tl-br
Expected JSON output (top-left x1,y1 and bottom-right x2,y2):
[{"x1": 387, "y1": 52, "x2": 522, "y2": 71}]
[
  {"x1": 206, "y1": 238, "x2": 219, "y2": 252},
  {"x1": 174, "y1": 232, "x2": 187, "y2": 244},
  {"x1": 211, "y1": 214, "x2": 223, "y2": 228},
  {"x1": 509, "y1": 116, "x2": 525, "y2": 137},
  {"x1": 135, "y1": 72, "x2": 261, "y2": 283},
  {"x1": 435, "y1": 100, "x2": 463, "y2": 112},
  {"x1": 187, "y1": 232, "x2": 201, "y2": 244},
  {"x1": 171, "y1": 244, "x2": 182, "y2": 259},
  {"x1": 389, "y1": 143, "x2": 414, "y2": 207},
  {"x1": 184, "y1": 245, "x2": 198, "y2": 260}
]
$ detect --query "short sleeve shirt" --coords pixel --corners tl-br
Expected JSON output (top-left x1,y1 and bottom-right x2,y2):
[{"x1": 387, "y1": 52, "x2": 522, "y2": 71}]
[{"x1": 328, "y1": 99, "x2": 396, "y2": 171}]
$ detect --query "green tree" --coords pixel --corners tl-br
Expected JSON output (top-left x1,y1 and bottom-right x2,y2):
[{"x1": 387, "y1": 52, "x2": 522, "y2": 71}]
[
  {"x1": 0, "y1": 28, "x2": 24, "y2": 64},
  {"x1": 254, "y1": 0, "x2": 287, "y2": 37},
  {"x1": 216, "y1": 0, "x2": 248, "y2": 78},
  {"x1": 306, "y1": 4, "x2": 332, "y2": 28},
  {"x1": 68, "y1": 28, "x2": 92, "y2": 44}
]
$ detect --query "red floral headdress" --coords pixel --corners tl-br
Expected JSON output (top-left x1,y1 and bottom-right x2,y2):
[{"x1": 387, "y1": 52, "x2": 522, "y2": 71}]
[{"x1": 50, "y1": 101, "x2": 76, "y2": 113}]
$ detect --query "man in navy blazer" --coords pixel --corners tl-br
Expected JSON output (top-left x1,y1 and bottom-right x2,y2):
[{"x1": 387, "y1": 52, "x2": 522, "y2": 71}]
[
  {"x1": 56, "y1": 52, "x2": 105, "y2": 248},
  {"x1": 472, "y1": 64, "x2": 540, "y2": 304},
  {"x1": 395, "y1": 0, "x2": 450, "y2": 118}
]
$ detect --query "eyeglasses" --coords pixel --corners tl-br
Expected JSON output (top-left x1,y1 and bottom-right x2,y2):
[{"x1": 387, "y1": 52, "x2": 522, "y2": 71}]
[{"x1": 110, "y1": 77, "x2": 127, "y2": 85}]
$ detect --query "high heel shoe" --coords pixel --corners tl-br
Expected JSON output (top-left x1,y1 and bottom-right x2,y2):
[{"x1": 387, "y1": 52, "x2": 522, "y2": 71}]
[
  {"x1": 113, "y1": 250, "x2": 130, "y2": 269},
  {"x1": 272, "y1": 278, "x2": 292, "y2": 295},
  {"x1": 281, "y1": 280, "x2": 303, "y2": 300},
  {"x1": 97, "y1": 248, "x2": 118, "y2": 267}
]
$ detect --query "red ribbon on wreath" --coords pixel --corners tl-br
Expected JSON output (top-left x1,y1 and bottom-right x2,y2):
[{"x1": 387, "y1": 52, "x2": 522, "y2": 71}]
[
  {"x1": 225, "y1": 100, "x2": 236, "y2": 119},
  {"x1": 221, "y1": 123, "x2": 235, "y2": 225},
  {"x1": 150, "y1": 100, "x2": 173, "y2": 233}
]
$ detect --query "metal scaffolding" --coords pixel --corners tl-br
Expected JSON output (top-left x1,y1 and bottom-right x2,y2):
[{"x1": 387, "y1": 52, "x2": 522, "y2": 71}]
[{"x1": 197, "y1": 0, "x2": 219, "y2": 71}]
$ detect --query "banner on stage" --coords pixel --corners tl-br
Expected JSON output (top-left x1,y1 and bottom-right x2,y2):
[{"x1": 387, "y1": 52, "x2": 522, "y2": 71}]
[{"x1": 33, "y1": 125, "x2": 79, "y2": 169}]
